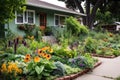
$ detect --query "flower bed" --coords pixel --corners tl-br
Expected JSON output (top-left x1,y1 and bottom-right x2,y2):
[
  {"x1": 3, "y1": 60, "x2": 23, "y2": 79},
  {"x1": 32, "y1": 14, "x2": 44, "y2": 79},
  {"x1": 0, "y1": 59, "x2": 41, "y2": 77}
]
[{"x1": 55, "y1": 61, "x2": 102, "y2": 80}]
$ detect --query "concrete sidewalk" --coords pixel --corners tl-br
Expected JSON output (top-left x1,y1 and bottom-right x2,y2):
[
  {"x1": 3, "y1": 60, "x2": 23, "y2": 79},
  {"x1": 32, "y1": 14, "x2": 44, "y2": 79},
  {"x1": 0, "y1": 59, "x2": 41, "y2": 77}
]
[{"x1": 75, "y1": 56, "x2": 120, "y2": 80}]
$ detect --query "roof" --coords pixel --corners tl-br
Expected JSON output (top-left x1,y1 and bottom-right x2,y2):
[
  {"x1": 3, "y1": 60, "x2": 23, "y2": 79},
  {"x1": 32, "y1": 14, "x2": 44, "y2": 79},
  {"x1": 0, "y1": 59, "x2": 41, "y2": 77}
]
[{"x1": 26, "y1": 0, "x2": 86, "y2": 16}]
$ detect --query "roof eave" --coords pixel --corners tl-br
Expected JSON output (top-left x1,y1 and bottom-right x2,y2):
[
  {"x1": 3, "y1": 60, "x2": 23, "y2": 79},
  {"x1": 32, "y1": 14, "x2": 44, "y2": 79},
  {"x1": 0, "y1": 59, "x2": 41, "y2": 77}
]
[{"x1": 26, "y1": 3, "x2": 86, "y2": 16}]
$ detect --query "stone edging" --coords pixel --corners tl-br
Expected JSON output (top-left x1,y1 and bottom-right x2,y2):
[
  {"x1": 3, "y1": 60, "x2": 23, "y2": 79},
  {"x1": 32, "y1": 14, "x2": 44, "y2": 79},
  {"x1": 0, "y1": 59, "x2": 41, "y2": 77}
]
[
  {"x1": 92, "y1": 54, "x2": 115, "y2": 58},
  {"x1": 55, "y1": 61, "x2": 102, "y2": 80}
]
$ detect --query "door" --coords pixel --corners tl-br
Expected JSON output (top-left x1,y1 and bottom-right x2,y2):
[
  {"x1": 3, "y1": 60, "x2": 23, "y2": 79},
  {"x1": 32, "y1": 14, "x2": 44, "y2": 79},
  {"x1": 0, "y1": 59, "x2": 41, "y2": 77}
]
[
  {"x1": 40, "y1": 13, "x2": 46, "y2": 30},
  {"x1": 0, "y1": 24, "x2": 5, "y2": 38}
]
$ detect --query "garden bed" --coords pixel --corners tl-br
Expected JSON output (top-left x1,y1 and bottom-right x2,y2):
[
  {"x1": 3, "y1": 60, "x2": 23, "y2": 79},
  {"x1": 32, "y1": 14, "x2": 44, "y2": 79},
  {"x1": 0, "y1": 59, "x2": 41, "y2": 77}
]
[
  {"x1": 55, "y1": 61, "x2": 102, "y2": 80},
  {"x1": 91, "y1": 54, "x2": 116, "y2": 58}
]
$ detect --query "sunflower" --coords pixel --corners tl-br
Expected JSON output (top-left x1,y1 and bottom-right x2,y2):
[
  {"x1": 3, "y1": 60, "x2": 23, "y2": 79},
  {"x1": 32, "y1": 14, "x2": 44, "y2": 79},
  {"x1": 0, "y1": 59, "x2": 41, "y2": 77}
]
[
  {"x1": 37, "y1": 49, "x2": 43, "y2": 55},
  {"x1": 42, "y1": 53, "x2": 47, "y2": 58},
  {"x1": 45, "y1": 54, "x2": 51, "y2": 60},
  {"x1": 25, "y1": 54, "x2": 31, "y2": 58},
  {"x1": 34, "y1": 56, "x2": 40, "y2": 63},
  {"x1": 24, "y1": 57, "x2": 30, "y2": 63}
]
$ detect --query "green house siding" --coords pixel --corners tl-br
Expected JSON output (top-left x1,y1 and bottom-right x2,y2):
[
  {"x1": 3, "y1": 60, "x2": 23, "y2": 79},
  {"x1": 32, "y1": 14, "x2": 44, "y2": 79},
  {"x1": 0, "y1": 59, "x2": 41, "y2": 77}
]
[{"x1": 7, "y1": 5, "x2": 76, "y2": 36}]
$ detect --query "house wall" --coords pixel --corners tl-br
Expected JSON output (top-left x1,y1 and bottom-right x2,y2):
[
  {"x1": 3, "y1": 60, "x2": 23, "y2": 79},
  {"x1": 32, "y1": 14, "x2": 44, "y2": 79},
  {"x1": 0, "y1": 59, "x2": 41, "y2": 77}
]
[{"x1": 6, "y1": 5, "x2": 76, "y2": 36}]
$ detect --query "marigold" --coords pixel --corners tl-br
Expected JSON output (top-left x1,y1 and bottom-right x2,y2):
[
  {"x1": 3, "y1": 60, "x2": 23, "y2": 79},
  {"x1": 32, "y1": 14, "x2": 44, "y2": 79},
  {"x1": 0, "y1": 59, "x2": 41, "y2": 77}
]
[
  {"x1": 34, "y1": 56, "x2": 40, "y2": 63},
  {"x1": 45, "y1": 54, "x2": 51, "y2": 60}
]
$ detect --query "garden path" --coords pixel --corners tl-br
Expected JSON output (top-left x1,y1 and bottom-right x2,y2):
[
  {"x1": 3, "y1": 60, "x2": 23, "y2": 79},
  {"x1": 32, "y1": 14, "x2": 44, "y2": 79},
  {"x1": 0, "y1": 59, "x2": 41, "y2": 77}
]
[{"x1": 75, "y1": 56, "x2": 120, "y2": 80}]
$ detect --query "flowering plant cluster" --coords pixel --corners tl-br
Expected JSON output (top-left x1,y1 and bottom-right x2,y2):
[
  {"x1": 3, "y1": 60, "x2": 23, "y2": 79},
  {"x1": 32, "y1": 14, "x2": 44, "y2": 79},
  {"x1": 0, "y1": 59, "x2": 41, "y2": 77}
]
[{"x1": 0, "y1": 62, "x2": 22, "y2": 77}]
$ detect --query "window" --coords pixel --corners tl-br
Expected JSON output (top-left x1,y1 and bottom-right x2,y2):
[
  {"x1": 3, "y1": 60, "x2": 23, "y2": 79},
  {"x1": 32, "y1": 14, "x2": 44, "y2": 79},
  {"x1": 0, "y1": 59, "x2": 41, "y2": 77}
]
[
  {"x1": 15, "y1": 10, "x2": 35, "y2": 24},
  {"x1": 54, "y1": 14, "x2": 66, "y2": 27}
]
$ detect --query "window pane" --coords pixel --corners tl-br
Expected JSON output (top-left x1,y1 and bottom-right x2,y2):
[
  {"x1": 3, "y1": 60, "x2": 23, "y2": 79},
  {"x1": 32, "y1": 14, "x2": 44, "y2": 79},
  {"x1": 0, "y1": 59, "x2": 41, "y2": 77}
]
[
  {"x1": 28, "y1": 11, "x2": 34, "y2": 24},
  {"x1": 60, "y1": 16, "x2": 65, "y2": 25},
  {"x1": 55, "y1": 15, "x2": 59, "y2": 25},
  {"x1": 24, "y1": 11, "x2": 27, "y2": 22},
  {"x1": 17, "y1": 13, "x2": 23, "y2": 23}
]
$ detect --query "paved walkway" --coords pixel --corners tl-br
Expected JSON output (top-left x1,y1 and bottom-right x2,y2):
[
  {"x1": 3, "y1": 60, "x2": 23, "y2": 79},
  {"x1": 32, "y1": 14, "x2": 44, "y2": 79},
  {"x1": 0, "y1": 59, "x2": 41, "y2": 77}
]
[{"x1": 75, "y1": 56, "x2": 120, "y2": 80}]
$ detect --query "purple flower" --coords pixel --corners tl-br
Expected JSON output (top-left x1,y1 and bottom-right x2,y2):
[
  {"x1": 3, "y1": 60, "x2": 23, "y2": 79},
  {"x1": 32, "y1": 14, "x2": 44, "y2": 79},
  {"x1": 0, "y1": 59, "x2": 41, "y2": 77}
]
[{"x1": 79, "y1": 63, "x2": 85, "y2": 67}]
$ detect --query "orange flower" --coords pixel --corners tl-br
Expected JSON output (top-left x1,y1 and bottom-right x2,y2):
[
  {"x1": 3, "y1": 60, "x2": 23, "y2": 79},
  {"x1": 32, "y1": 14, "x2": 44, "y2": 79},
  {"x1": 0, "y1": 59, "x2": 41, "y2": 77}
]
[
  {"x1": 41, "y1": 47, "x2": 50, "y2": 51},
  {"x1": 42, "y1": 53, "x2": 47, "y2": 58},
  {"x1": 34, "y1": 56, "x2": 40, "y2": 63},
  {"x1": 25, "y1": 54, "x2": 31, "y2": 58},
  {"x1": 37, "y1": 49, "x2": 43, "y2": 55},
  {"x1": 45, "y1": 54, "x2": 51, "y2": 60},
  {"x1": 24, "y1": 57, "x2": 30, "y2": 63}
]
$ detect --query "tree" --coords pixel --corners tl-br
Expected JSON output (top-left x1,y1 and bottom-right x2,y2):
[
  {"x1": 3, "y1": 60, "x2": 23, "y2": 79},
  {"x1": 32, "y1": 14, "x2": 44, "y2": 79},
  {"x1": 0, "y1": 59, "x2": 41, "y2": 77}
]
[
  {"x1": 58, "y1": 0, "x2": 105, "y2": 29},
  {"x1": 0, "y1": 0, "x2": 26, "y2": 24}
]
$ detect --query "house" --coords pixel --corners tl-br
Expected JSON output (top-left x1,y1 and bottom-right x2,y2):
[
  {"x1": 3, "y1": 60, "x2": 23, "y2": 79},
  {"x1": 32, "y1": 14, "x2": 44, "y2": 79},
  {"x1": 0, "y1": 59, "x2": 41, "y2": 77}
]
[{"x1": 1, "y1": 0, "x2": 85, "y2": 37}]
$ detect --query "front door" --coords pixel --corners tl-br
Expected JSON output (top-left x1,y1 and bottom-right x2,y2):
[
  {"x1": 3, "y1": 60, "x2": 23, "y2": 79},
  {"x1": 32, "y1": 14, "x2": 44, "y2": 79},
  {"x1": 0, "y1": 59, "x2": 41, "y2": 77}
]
[
  {"x1": 40, "y1": 13, "x2": 46, "y2": 30},
  {"x1": 0, "y1": 24, "x2": 5, "y2": 38}
]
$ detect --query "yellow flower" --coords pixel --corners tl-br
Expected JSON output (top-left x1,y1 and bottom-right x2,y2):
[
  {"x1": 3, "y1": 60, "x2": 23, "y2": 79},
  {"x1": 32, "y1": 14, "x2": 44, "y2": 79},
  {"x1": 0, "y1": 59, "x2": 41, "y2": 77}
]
[
  {"x1": 34, "y1": 56, "x2": 40, "y2": 63},
  {"x1": 45, "y1": 54, "x2": 51, "y2": 60},
  {"x1": 31, "y1": 36, "x2": 34, "y2": 40},
  {"x1": 41, "y1": 46, "x2": 50, "y2": 51},
  {"x1": 49, "y1": 48, "x2": 53, "y2": 53},
  {"x1": 1, "y1": 63, "x2": 7, "y2": 72}
]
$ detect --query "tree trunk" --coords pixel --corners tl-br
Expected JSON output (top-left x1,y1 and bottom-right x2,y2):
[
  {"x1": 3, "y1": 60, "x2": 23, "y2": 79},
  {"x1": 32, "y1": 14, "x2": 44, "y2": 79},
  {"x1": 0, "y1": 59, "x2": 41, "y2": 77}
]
[
  {"x1": 89, "y1": 0, "x2": 104, "y2": 29},
  {"x1": 74, "y1": 0, "x2": 86, "y2": 25},
  {"x1": 86, "y1": 0, "x2": 90, "y2": 28}
]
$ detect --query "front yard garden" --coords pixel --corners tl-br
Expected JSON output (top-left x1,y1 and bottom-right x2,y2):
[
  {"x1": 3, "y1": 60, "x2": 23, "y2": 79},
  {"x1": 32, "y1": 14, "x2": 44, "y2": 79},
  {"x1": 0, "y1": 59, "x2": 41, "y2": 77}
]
[{"x1": 0, "y1": 17, "x2": 120, "y2": 80}]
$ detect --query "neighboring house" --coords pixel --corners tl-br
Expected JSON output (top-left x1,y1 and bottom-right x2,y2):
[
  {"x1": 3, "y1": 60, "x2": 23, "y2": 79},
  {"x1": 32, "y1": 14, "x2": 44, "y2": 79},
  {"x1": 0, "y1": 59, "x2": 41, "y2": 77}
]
[{"x1": 1, "y1": 0, "x2": 85, "y2": 37}]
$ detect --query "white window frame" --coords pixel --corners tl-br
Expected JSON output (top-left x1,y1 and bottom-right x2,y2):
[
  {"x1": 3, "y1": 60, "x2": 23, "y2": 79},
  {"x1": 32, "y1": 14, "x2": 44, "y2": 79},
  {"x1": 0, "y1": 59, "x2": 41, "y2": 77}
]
[
  {"x1": 54, "y1": 14, "x2": 68, "y2": 27},
  {"x1": 15, "y1": 10, "x2": 35, "y2": 24}
]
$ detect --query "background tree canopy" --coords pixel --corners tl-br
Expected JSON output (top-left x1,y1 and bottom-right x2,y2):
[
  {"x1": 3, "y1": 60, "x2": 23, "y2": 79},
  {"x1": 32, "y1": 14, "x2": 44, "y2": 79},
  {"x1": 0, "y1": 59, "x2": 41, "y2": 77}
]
[
  {"x1": 0, "y1": 0, "x2": 26, "y2": 24},
  {"x1": 58, "y1": 0, "x2": 120, "y2": 29}
]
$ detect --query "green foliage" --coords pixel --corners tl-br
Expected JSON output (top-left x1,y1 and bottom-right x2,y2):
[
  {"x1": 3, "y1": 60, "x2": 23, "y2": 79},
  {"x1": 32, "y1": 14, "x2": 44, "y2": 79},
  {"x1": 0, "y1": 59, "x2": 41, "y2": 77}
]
[
  {"x1": 96, "y1": 10, "x2": 114, "y2": 25},
  {"x1": 0, "y1": 0, "x2": 26, "y2": 24},
  {"x1": 17, "y1": 44, "x2": 32, "y2": 54},
  {"x1": 84, "y1": 37, "x2": 98, "y2": 53},
  {"x1": 54, "y1": 47, "x2": 77, "y2": 58},
  {"x1": 68, "y1": 53, "x2": 95, "y2": 69},
  {"x1": 26, "y1": 59, "x2": 56, "y2": 80},
  {"x1": 64, "y1": 64, "x2": 81, "y2": 75},
  {"x1": 52, "y1": 61, "x2": 66, "y2": 76},
  {"x1": 29, "y1": 40, "x2": 49, "y2": 50},
  {"x1": 65, "y1": 17, "x2": 89, "y2": 36},
  {"x1": 5, "y1": 47, "x2": 14, "y2": 53}
]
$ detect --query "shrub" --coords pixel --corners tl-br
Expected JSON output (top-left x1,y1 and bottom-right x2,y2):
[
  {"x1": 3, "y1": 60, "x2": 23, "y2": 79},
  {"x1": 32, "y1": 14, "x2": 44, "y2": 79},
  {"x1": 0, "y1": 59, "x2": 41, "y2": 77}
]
[
  {"x1": 84, "y1": 37, "x2": 98, "y2": 53},
  {"x1": 65, "y1": 17, "x2": 89, "y2": 36}
]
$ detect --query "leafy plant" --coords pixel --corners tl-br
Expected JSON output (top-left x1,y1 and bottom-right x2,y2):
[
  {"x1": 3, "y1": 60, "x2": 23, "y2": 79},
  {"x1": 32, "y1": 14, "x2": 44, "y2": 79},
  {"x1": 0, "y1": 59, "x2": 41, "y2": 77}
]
[
  {"x1": 65, "y1": 17, "x2": 89, "y2": 36},
  {"x1": 26, "y1": 58, "x2": 56, "y2": 80},
  {"x1": 17, "y1": 44, "x2": 32, "y2": 54},
  {"x1": 52, "y1": 61, "x2": 66, "y2": 77},
  {"x1": 64, "y1": 64, "x2": 81, "y2": 75},
  {"x1": 68, "y1": 53, "x2": 95, "y2": 69},
  {"x1": 84, "y1": 37, "x2": 98, "y2": 53}
]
